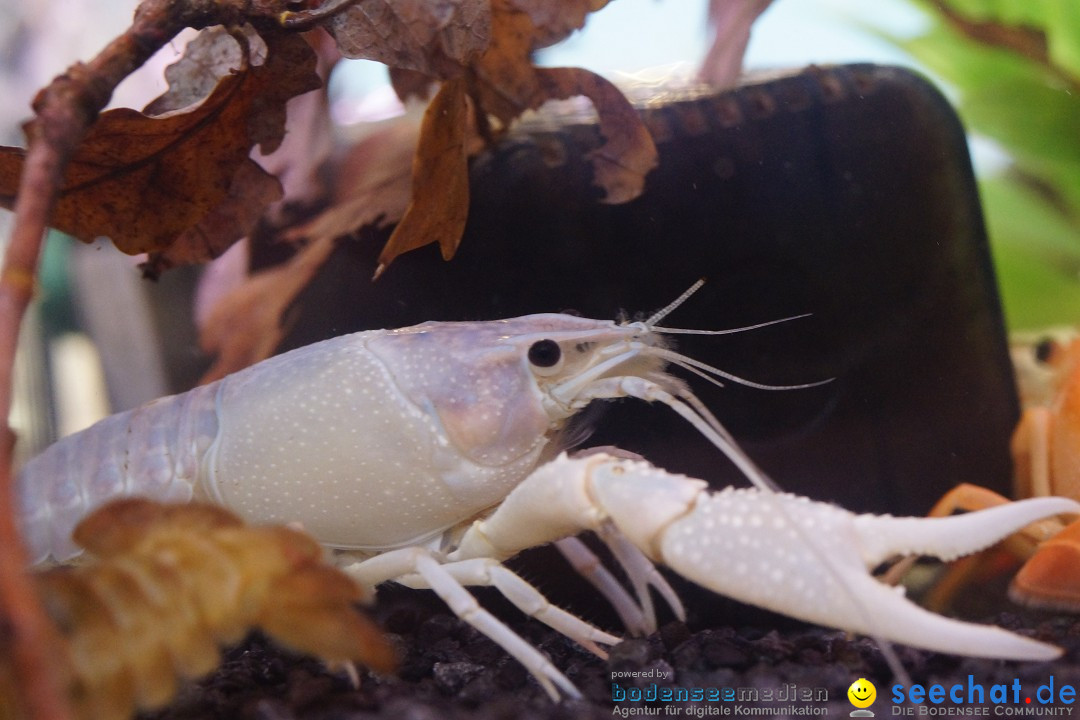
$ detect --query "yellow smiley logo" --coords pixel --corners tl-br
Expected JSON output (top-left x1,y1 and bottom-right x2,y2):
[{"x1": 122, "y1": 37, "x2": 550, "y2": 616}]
[{"x1": 848, "y1": 678, "x2": 876, "y2": 708}]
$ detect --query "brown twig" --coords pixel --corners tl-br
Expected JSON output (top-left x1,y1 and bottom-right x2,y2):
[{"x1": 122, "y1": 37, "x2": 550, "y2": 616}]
[
  {"x1": 279, "y1": 0, "x2": 361, "y2": 30},
  {"x1": 0, "y1": 1, "x2": 258, "y2": 716}
]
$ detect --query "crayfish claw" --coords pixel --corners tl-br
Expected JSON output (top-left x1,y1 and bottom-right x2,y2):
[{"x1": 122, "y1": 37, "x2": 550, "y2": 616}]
[
  {"x1": 851, "y1": 496, "x2": 1080, "y2": 566},
  {"x1": 651, "y1": 485, "x2": 1075, "y2": 662}
]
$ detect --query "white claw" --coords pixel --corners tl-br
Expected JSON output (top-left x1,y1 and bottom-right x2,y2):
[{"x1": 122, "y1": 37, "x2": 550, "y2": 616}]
[
  {"x1": 648, "y1": 484, "x2": 1077, "y2": 662},
  {"x1": 450, "y1": 453, "x2": 1078, "y2": 687},
  {"x1": 852, "y1": 496, "x2": 1080, "y2": 566},
  {"x1": 824, "y1": 572, "x2": 1060, "y2": 661}
]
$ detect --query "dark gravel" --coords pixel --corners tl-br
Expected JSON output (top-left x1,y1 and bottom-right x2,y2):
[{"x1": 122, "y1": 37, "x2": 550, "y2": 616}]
[{"x1": 141, "y1": 577, "x2": 1080, "y2": 720}]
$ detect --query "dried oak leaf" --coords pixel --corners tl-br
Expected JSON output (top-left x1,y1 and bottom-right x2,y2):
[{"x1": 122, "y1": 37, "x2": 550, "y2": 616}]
[
  {"x1": 143, "y1": 26, "x2": 252, "y2": 117},
  {"x1": 141, "y1": 158, "x2": 283, "y2": 278},
  {"x1": 198, "y1": 233, "x2": 339, "y2": 383},
  {"x1": 307, "y1": 0, "x2": 652, "y2": 273},
  {"x1": 326, "y1": 0, "x2": 492, "y2": 76},
  {"x1": 377, "y1": 76, "x2": 470, "y2": 274},
  {"x1": 534, "y1": 67, "x2": 657, "y2": 204},
  {"x1": 470, "y1": 0, "x2": 657, "y2": 203},
  {"x1": 0, "y1": 27, "x2": 320, "y2": 270},
  {"x1": 199, "y1": 115, "x2": 426, "y2": 379},
  {"x1": 510, "y1": 0, "x2": 612, "y2": 49},
  {"x1": 40, "y1": 499, "x2": 394, "y2": 720},
  {"x1": 256, "y1": 31, "x2": 337, "y2": 208}
]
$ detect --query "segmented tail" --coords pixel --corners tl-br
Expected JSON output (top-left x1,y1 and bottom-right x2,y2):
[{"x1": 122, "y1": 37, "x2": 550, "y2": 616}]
[{"x1": 16, "y1": 382, "x2": 221, "y2": 564}]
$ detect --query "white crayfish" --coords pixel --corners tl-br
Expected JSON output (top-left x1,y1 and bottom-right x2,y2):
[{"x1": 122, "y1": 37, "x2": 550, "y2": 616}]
[{"x1": 16, "y1": 285, "x2": 1080, "y2": 699}]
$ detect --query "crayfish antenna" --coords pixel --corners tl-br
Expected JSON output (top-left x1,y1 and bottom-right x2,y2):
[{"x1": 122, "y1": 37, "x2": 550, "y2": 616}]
[
  {"x1": 642, "y1": 278, "x2": 707, "y2": 327},
  {"x1": 629, "y1": 282, "x2": 927, "y2": 681}
]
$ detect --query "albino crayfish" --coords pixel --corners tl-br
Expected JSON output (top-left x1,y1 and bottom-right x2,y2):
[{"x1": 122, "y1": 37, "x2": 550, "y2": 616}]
[{"x1": 16, "y1": 284, "x2": 1080, "y2": 699}]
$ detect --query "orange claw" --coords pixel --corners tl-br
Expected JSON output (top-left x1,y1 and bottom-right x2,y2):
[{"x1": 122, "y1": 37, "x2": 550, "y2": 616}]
[
  {"x1": 913, "y1": 333, "x2": 1080, "y2": 613},
  {"x1": 1010, "y1": 519, "x2": 1080, "y2": 612},
  {"x1": 1005, "y1": 335, "x2": 1080, "y2": 611},
  {"x1": 886, "y1": 333, "x2": 1080, "y2": 612}
]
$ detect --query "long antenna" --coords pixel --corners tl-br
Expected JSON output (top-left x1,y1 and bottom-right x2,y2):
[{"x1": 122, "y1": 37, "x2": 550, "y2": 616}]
[
  {"x1": 642, "y1": 278, "x2": 706, "y2": 327},
  {"x1": 635, "y1": 277, "x2": 909, "y2": 685}
]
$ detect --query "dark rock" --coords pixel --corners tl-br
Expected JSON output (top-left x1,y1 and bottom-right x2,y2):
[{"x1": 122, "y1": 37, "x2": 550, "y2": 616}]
[{"x1": 434, "y1": 661, "x2": 486, "y2": 694}]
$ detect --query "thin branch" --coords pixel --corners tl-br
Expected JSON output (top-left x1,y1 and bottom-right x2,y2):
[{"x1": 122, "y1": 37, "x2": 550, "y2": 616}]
[{"x1": 280, "y1": 0, "x2": 362, "y2": 30}]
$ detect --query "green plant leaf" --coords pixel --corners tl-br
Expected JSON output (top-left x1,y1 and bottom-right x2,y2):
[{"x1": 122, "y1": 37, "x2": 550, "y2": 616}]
[{"x1": 981, "y1": 174, "x2": 1080, "y2": 329}]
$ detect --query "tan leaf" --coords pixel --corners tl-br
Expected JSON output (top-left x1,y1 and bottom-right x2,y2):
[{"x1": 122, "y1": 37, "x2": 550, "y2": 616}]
[
  {"x1": 288, "y1": 111, "x2": 422, "y2": 249},
  {"x1": 376, "y1": 76, "x2": 470, "y2": 274},
  {"x1": 469, "y1": 0, "x2": 543, "y2": 124},
  {"x1": 390, "y1": 66, "x2": 439, "y2": 102},
  {"x1": 245, "y1": 31, "x2": 322, "y2": 155},
  {"x1": 198, "y1": 233, "x2": 339, "y2": 383},
  {"x1": 40, "y1": 498, "x2": 395, "y2": 720},
  {"x1": 257, "y1": 30, "x2": 337, "y2": 211},
  {"x1": 326, "y1": 0, "x2": 491, "y2": 77},
  {"x1": 292, "y1": 0, "x2": 648, "y2": 274},
  {"x1": 4, "y1": 86, "x2": 251, "y2": 254},
  {"x1": 0, "y1": 27, "x2": 320, "y2": 262}
]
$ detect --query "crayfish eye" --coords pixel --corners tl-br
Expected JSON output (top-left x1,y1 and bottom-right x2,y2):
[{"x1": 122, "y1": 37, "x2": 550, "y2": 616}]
[{"x1": 527, "y1": 339, "x2": 563, "y2": 373}]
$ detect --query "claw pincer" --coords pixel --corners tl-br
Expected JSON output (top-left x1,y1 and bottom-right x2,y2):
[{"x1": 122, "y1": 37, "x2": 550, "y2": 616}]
[{"x1": 454, "y1": 453, "x2": 1080, "y2": 662}]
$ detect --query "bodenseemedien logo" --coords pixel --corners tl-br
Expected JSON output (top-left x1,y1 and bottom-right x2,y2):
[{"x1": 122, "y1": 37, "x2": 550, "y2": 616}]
[{"x1": 849, "y1": 678, "x2": 877, "y2": 717}]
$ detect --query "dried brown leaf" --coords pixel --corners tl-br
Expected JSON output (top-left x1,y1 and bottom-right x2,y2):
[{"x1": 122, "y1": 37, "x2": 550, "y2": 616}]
[
  {"x1": 377, "y1": 76, "x2": 470, "y2": 273},
  {"x1": 470, "y1": 1, "x2": 657, "y2": 201},
  {"x1": 2, "y1": 87, "x2": 255, "y2": 255},
  {"x1": 245, "y1": 31, "x2": 322, "y2": 155},
  {"x1": 256, "y1": 32, "x2": 336, "y2": 207},
  {"x1": 535, "y1": 67, "x2": 657, "y2": 203},
  {"x1": 38, "y1": 499, "x2": 395, "y2": 720},
  {"x1": 468, "y1": 0, "x2": 542, "y2": 123},
  {"x1": 0, "y1": 28, "x2": 319, "y2": 264},
  {"x1": 301, "y1": 0, "x2": 652, "y2": 272},
  {"x1": 143, "y1": 26, "x2": 251, "y2": 116},
  {"x1": 198, "y1": 233, "x2": 339, "y2": 382},
  {"x1": 326, "y1": 0, "x2": 491, "y2": 77},
  {"x1": 142, "y1": 160, "x2": 283, "y2": 278},
  {"x1": 72, "y1": 499, "x2": 242, "y2": 555},
  {"x1": 291, "y1": 113, "x2": 422, "y2": 247},
  {"x1": 249, "y1": 0, "x2": 648, "y2": 285},
  {"x1": 511, "y1": 0, "x2": 611, "y2": 49}
]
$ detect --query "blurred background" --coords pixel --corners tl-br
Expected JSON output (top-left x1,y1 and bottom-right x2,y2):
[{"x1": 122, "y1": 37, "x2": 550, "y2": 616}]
[{"x1": 0, "y1": 0, "x2": 1077, "y2": 459}]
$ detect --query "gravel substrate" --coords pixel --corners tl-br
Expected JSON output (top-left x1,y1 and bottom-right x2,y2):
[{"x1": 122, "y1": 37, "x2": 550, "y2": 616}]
[{"x1": 141, "y1": 576, "x2": 1080, "y2": 720}]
